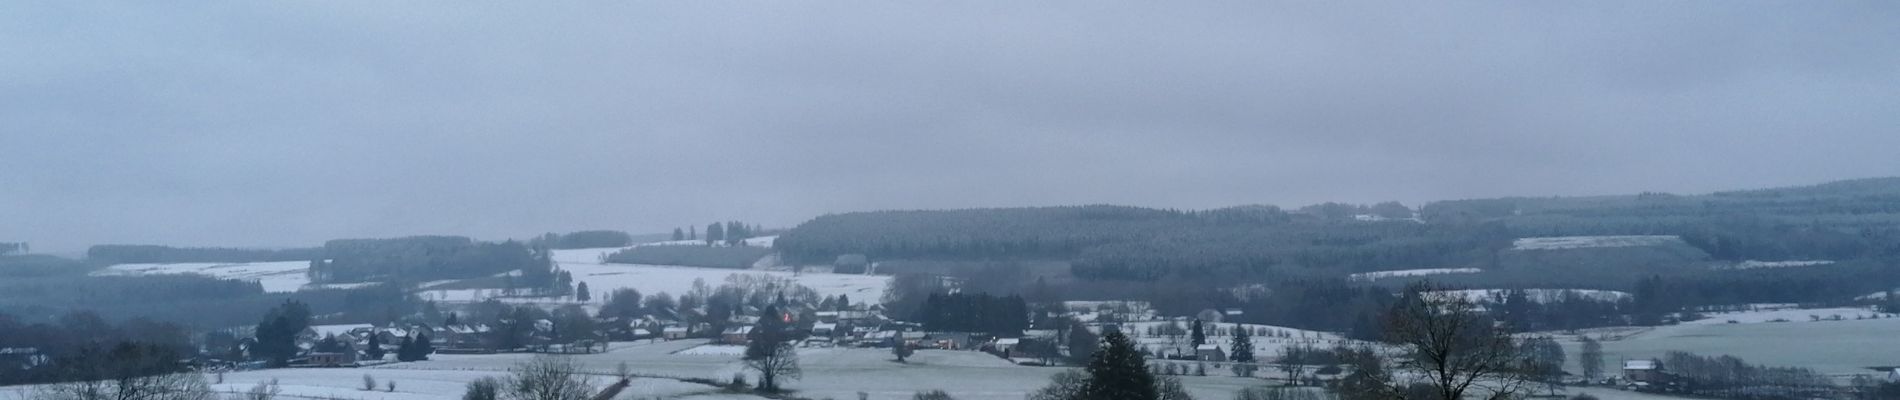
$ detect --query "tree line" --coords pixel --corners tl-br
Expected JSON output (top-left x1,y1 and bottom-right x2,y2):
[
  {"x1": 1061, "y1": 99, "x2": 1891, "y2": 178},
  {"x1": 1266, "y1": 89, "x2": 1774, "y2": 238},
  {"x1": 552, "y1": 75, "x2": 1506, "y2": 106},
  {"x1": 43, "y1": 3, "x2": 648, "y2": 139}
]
[
  {"x1": 307, "y1": 236, "x2": 552, "y2": 286},
  {"x1": 530, "y1": 230, "x2": 634, "y2": 249},
  {"x1": 85, "y1": 244, "x2": 321, "y2": 264},
  {"x1": 913, "y1": 292, "x2": 1030, "y2": 336}
]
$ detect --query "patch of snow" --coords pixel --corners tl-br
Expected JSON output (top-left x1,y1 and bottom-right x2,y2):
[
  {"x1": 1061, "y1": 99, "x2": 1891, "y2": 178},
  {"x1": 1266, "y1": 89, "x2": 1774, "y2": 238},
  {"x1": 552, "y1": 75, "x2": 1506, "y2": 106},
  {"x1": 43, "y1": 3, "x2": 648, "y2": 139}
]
[
  {"x1": 303, "y1": 282, "x2": 384, "y2": 291},
  {"x1": 1347, "y1": 268, "x2": 1482, "y2": 281},
  {"x1": 1430, "y1": 289, "x2": 1632, "y2": 303},
  {"x1": 1718, "y1": 260, "x2": 1834, "y2": 270},
  {"x1": 1510, "y1": 235, "x2": 1683, "y2": 251},
  {"x1": 91, "y1": 261, "x2": 312, "y2": 293},
  {"x1": 1683, "y1": 306, "x2": 1881, "y2": 325},
  {"x1": 742, "y1": 235, "x2": 777, "y2": 248}
]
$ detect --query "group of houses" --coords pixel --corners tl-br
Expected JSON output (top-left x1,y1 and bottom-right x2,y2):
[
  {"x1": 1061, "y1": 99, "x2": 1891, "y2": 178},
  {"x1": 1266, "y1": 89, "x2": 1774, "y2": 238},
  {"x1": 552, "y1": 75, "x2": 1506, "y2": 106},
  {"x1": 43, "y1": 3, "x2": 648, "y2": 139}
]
[{"x1": 289, "y1": 323, "x2": 483, "y2": 367}]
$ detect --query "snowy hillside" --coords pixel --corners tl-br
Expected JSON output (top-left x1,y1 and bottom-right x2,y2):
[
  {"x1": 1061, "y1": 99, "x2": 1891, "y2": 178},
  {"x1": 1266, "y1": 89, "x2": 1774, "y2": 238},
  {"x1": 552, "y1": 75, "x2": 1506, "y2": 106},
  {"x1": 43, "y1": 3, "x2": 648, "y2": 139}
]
[
  {"x1": 1511, "y1": 235, "x2": 1684, "y2": 251},
  {"x1": 91, "y1": 261, "x2": 311, "y2": 293},
  {"x1": 1347, "y1": 268, "x2": 1481, "y2": 281},
  {"x1": 425, "y1": 241, "x2": 885, "y2": 304}
]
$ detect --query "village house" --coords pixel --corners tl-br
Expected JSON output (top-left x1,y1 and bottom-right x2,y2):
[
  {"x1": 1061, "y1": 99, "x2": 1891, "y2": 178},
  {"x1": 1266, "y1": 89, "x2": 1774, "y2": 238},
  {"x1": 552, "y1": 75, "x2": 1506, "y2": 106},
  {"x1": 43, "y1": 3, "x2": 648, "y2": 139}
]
[
  {"x1": 1623, "y1": 359, "x2": 1664, "y2": 384},
  {"x1": 1195, "y1": 344, "x2": 1227, "y2": 362},
  {"x1": 661, "y1": 326, "x2": 690, "y2": 340},
  {"x1": 294, "y1": 351, "x2": 358, "y2": 367},
  {"x1": 811, "y1": 322, "x2": 838, "y2": 338},
  {"x1": 0, "y1": 347, "x2": 49, "y2": 370},
  {"x1": 720, "y1": 326, "x2": 754, "y2": 345}
]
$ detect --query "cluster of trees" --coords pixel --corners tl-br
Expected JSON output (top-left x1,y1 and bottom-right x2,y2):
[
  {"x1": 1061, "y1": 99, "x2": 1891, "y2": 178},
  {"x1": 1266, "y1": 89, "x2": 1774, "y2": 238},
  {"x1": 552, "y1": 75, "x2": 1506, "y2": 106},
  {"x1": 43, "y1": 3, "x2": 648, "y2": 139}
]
[
  {"x1": 251, "y1": 301, "x2": 311, "y2": 367},
  {"x1": 1426, "y1": 177, "x2": 1900, "y2": 262},
  {"x1": 85, "y1": 244, "x2": 321, "y2": 264},
  {"x1": 531, "y1": 230, "x2": 634, "y2": 249},
  {"x1": 704, "y1": 221, "x2": 763, "y2": 246},
  {"x1": 0, "y1": 242, "x2": 25, "y2": 255},
  {"x1": 1483, "y1": 289, "x2": 1628, "y2": 332},
  {"x1": 30, "y1": 342, "x2": 211, "y2": 400},
  {"x1": 780, "y1": 177, "x2": 1900, "y2": 319},
  {"x1": 0, "y1": 254, "x2": 94, "y2": 278},
  {"x1": 307, "y1": 236, "x2": 552, "y2": 285},
  {"x1": 0, "y1": 311, "x2": 194, "y2": 385},
  {"x1": 1660, "y1": 351, "x2": 1836, "y2": 398},
  {"x1": 603, "y1": 245, "x2": 773, "y2": 269},
  {"x1": 1027, "y1": 328, "x2": 1194, "y2": 400},
  {"x1": 776, "y1": 205, "x2": 1508, "y2": 281},
  {"x1": 913, "y1": 292, "x2": 1030, "y2": 335}
]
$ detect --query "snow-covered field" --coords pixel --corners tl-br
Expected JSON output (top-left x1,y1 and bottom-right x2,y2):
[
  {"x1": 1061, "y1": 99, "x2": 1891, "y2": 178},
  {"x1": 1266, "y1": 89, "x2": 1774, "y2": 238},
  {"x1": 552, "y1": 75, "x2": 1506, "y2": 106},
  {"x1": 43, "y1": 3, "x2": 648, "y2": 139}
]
[
  {"x1": 0, "y1": 338, "x2": 1281, "y2": 400},
  {"x1": 1346, "y1": 268, "x2": 1481, "y2": 281},
  {"x1": 91, "y1": 261, "x2": 312, "y2": 293},
  {"x1": 1510, "y1": 235, "x2": 1683, "y2": 251},
  {"x1": 1558, "y1": 306, "x2": 1900, "y2": 378},
  {"x1": 422, "y1": 246, "x2": 886, "y2": 305},
  {"x1": 1429, "y1": 289, "x2": 1631, "y2": 303},
  {"x1": 1716, "y1": 260, "x2": 1834, "y2": 270}
]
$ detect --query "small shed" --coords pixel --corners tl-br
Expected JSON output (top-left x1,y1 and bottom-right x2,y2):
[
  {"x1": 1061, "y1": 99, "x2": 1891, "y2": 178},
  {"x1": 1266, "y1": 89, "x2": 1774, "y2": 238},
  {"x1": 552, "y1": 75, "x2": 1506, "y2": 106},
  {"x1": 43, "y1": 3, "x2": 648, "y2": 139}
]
[{"x1": 1195, "y1": 344, "x2": 1227, "y2": 362}]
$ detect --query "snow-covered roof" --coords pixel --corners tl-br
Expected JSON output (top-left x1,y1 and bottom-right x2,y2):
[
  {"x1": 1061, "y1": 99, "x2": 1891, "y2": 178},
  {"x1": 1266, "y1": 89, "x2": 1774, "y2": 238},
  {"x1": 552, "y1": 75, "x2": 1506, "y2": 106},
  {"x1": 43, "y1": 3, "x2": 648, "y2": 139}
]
[
  {"x1": 662, "y1": 327, "x2": 689, "y2": 333},
  {"x1": 812, "y1": 323, "x2": 837, "y2": 331},
  {"x1": 308, "y1": 324, "x2": 372, "y2": 337},
  {"x1": 1195, "y1": 344, "x2": 1221, "y2": 351},
  {"x1": 722, "y1": 326, "x2": 754, "y2": 335},
  {"x1": 1624, "y1": 360, "x2": 1658, "y2": 370},
  {"x1": 995, "y1": 338, "x2": 1020, "y2": 346}
]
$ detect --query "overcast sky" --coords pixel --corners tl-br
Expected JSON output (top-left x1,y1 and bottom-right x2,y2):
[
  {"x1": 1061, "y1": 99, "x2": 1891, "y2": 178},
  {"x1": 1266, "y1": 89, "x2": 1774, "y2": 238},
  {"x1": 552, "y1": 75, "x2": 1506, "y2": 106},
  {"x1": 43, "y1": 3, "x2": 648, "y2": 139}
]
[{"x1": 4, "y1": 2, "x2": 1898, "y2": 252}]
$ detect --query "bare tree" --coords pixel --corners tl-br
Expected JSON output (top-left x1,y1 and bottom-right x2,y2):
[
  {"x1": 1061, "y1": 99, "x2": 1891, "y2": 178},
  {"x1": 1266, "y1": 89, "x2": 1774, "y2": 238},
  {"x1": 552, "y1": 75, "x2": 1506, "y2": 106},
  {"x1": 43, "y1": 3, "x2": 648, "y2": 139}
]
[
  {"x1": 1383, "y1": 284, "x2": 1530, "y2": 400},
  {"x1": 744, "y1": 342, "x2": 801, "y2": 392},
  {"x1": 505, "y1": 356, "x2": 595, "y2": 400},
  {"x1": 36, "y1": 372, "x2": 215, "y2": 400},
  {"x1": 240, "y1": 379, "x2": 281, "y2": 400},
  {"x1": 1026, "y1": 369, "x2": 1088, "y2": 400},
  {"x1": 463, "y1": 377, "x2": 501, "y2": 400}
]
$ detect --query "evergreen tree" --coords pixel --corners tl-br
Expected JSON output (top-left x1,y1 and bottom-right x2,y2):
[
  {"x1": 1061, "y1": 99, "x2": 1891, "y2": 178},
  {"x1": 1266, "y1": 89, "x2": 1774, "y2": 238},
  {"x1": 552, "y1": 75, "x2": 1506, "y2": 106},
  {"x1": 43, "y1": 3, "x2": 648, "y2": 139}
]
[
  {"x1": 1189, "y1": 320, "x2": 1205, "y2": 348},
  {"x1": 673, "y1": 228, "x2": 685, "y2": 241},
  {"x1": 1067, "y1": 320, "x2": 1099, "y2": 365},
  {"x1": 396, "y1": 336, "x2": 418, "y2": 362},
  {"x1": 838, "y1": 294, "x2": 851, "y2": 310},
  {"x1": 576, "y1": 282, "x2": 591, "y2": 302},
  {"x1": 253, "y1": 300, "x2": 311, "y2": 367},
  {"x1": 1079, "y1": 329, "x2": 1158, "y2": 400},
  {"x1": 445, "y1": 312, "x2": 459, "y2": 326},
  {"x1": 413, "y1": 333, "x2": 433, "y2": 360},
  {"x1": 689, "y1": 225, "x2": 696, "y2": 240},
  {"x1": 707, "y1": 223, "x2": 725, "y2": 245},
  {"x1": 1229, "y1": 325, "x2": 1254, "y2": 363},
  {"x1": 366, "y1": 334, "x2": 386, "y2": 360}
]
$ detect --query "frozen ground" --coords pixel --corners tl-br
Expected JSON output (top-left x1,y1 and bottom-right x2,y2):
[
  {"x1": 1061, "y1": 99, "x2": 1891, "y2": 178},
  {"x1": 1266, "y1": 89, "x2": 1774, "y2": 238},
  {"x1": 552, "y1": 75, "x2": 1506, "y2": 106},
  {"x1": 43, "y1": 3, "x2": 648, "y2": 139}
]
[
  {"x1": 1430, "y1": 289, "x2": 1632, "y2": 303},
  {"x1": 1347, "y1": 268, "x2": 1481, "y2": 281},
  {"x1": 1717, "y1": 260, "x2": 1834, "y2": 270},
  {"x1": 92, "y1": 261, "x2": 312, "y2": 293},
  {"x1": 1511, "y1": 235, "x2": 1683, "y2": 251},
  {"x1": 1559, "y1": 306, "x2": 1900, "y2": 378},
  {"x1": 279, "y1": 339, "x2": 1282, "y2": 400},
  {"x1": 1, "y1": 336, "x2": 1714, "y2": 400}
]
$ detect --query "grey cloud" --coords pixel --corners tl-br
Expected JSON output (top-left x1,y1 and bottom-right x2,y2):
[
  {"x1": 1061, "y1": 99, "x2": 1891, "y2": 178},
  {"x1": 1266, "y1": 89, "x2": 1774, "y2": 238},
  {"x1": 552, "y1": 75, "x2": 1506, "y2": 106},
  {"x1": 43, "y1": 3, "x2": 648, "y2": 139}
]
[{"x1": 3, "y1": 2, "x2": 1897, "y2": 251}]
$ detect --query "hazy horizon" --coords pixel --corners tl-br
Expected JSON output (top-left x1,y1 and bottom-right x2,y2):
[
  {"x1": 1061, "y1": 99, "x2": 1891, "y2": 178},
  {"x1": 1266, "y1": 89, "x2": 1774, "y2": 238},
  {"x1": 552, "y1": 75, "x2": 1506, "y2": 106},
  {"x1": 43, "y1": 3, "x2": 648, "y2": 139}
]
[{"x1": 6, "y1": 2, "x2": 1898, "y2": 252}]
